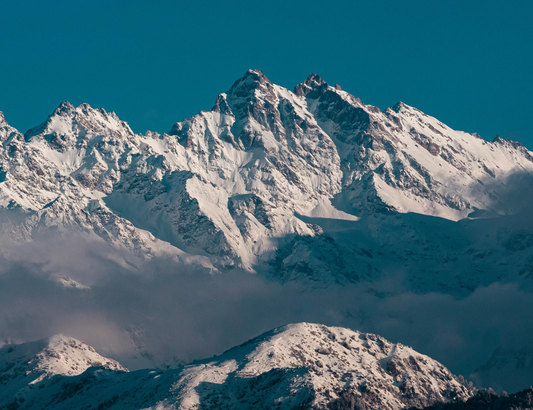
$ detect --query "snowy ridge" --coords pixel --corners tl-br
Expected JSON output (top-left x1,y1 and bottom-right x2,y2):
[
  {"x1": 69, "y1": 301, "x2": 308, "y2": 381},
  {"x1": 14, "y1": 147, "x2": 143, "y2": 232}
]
[
  {"x1": 0, "y1": 323, "x2": 474, "y2": 410},
  {"x1": 168, "y1": 323, "x2": 472, "y2": 410},
  {"x1": 1, "y1": 69, "x2": 533, "y2": 276},
  {"x1": 299, "y1": 74, "x2": 533, "y2": 220}
]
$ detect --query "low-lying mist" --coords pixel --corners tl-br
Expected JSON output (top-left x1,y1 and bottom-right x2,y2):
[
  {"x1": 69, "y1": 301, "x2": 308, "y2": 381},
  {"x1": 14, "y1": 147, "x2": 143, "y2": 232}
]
[{"x1": 0, "y1": 230, "x2": 532, "y2": 393}]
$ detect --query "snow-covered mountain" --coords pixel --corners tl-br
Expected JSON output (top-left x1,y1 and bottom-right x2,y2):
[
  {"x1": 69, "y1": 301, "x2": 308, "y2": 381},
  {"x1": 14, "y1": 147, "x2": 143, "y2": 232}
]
[
  {"x1": 0, "y1": 334, "x2": 125, "y2": 404},
  {"x1": 2, "y1": 69, "x2": 533, "y2": 280},
  {"x1": 0, "y1": 323, "x2": 474, "y2": 410}
]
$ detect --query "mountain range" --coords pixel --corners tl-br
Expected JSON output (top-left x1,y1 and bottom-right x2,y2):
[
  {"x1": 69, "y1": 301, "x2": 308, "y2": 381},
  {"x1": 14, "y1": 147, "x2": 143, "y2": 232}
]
[
  {"x1": 1, "y1": 69, "x2": 533, "y2": 405},
  {"x1": 2, "y1": 69, "x2": 533, "y2": 283}
]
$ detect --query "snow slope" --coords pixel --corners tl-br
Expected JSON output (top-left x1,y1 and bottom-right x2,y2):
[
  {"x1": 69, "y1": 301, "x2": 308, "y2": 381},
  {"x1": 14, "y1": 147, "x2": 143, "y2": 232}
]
[{"x1": 0, "y1": 323, "x2": 474, "y2": 410}]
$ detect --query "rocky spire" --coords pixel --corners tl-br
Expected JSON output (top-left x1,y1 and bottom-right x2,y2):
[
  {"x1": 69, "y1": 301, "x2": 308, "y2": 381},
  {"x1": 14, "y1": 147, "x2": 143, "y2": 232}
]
[
  {"x1": 294, "y1": 73, "x2": 327, "y2": 97},
  {"x1": 211, "y1": 93, "x2": 233, "y2": 116},
  {"x1": 53, "y1": 101, "x2": 76, "y2": 117},
  {"x1": 227, "y1": 69, "x2": 273, "y2": 100}
]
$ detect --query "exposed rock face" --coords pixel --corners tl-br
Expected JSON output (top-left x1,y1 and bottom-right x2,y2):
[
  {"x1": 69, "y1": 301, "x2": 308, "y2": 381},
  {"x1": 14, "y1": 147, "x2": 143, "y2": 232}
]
[{"x1": 0, "y1": 324, "x2": 474, "y2": 410}]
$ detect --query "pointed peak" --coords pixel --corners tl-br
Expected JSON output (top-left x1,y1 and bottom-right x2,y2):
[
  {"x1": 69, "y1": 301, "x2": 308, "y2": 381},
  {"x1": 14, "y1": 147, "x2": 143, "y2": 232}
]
[
  {"x1": 25, "y1": 100, "x2": 133, "y2": 144},
  {"x1": 75, "y1": 102, "x2": 119, "y2": 121},
  {"x1": 492, "y1": 135, "x2": 529, "y2": 151},
  {"x1": 391, "y1": 101, "x2": 409, "y2": 113},
  {"x1": 228, "y1": 69, "x2": 273, "y2": 97},
  {"x1": 52, "y1": 101, "x2": 102, "y2": 117},
  {"x1": 306, "y1": 73, "x2": 326, "y2": 86},
  {"x1": 212, "y1": 93, "x2": 233, "y2": 116},
  {"x1": 243, "y1": 68, "x2": 268, "y2": 81},
  {"x1": 53, "y1": 101, "x2": 76, "y2": 116},
  {"x1": 294, "y1": 73, "x2": 328, "y2": 97},
  {"x1": 24, "y1": 102, "x2": 77, "y2": 141},
  {"x1": 0, "y1": 111, "x2": 6, "y2": 126},
  {"x1": 77, "y1": 102, "x2": 95, "y2": 112},
  {"x1": 390, "y1": 101, "x2": 432, "y2": 119},
  {"x1": 237, "y1": 69, "x2": 271, "y2": 85}
]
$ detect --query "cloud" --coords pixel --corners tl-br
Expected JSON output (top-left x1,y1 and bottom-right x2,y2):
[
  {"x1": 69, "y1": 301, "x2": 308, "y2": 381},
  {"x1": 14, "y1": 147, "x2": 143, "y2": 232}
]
[{"x1": 1, "y1": 230, "x2": 533, "y2": 393}]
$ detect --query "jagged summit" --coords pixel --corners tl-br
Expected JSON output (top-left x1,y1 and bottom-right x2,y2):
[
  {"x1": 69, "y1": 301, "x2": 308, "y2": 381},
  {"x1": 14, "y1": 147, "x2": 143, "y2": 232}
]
[
  {"x1": 23, "y1": 101, "x2": 134, "y2": 150},
  {"x1": 391, "y1": 100, "x2": 409, "y2": 112},
  {"x1": 294, "y1": 72, "x2": 327, "y2": 96},
  {"x1": 211, "y1": 92, "x2": 233, "y2": 115},
  {"x1": 241, "y1": 68, "x2": 270, "y2": 82},
  {"x1": 0, "y1": 111, "x2": 22, "y2": 143},
  {"x1": 227, "y1": 68, "x2": 272, "y2": 96},
  {"x1": 52, "y1": 100, "x2": 76, "y2": 116}
]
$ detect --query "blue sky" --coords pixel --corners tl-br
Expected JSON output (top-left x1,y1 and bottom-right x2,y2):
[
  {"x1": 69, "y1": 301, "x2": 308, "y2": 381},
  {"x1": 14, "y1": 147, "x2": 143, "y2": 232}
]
[{"x1": 1, "y1": 0, "x2": 532, "y2": 146}]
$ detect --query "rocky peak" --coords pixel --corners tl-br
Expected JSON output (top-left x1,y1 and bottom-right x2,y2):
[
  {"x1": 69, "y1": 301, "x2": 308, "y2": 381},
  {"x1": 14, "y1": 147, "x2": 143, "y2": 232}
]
[
  {"x1": 301, "y1": 84, "x2": 371, "y2": 145},
  {"x1": 227, "y1": 69, "x2": 273, "y2": 100},
  {"x1": 24, "y1": 101, "x2": 134, "y2": 151},
  {"x1": 391, "y1": 101, "x2": 409, "y2": 113},
  {"x1": 211, "y1": 93, "x2": 233, "y2": 116},
  {"x1": 243, "y1": 68, "x2": 270, "y2": 82},
  {"x1": 389, "y1": 102, "x2": 430, "y2": 119},
  {"x1": 294, "y1": 73, "x2": 327, "y2": 97},
  {"x1": 224, "y1": 69, "x2": 282, "y2": 147},
  {"x1": 22, "y1": 101, "x2": 75, "y2": 141},
  {"x1": 491, "y1": 135, "x2": 533, "y2": 162},
  {"x1": 52, "y1": 101, "x2": 76, "y2": 117},
  {"x1": 305, "y1": 73, "x2": 327, "y2": 87},
  {"x1": 0, "y1": 111, "x2": 21, "y2": 144}
]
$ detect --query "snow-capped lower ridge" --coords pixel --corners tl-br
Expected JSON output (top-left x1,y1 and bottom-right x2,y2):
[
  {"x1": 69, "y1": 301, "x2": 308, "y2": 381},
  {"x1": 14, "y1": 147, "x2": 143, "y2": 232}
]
[
  {"x1": 0, "y1": 323, "x2": 474, "y2": 410},
  {"x1": 1, "y1": 69, "x2": 533, "y2": 286},
  {"x1": 0, "y1": 334, "x2": 126, "y2": 404}
]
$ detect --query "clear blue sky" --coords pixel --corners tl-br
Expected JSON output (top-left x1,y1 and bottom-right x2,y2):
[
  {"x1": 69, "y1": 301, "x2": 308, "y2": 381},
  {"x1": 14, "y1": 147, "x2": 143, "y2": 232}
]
[{"x1": 1, "y1": 0, "x2": 532, "y2": 146}]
